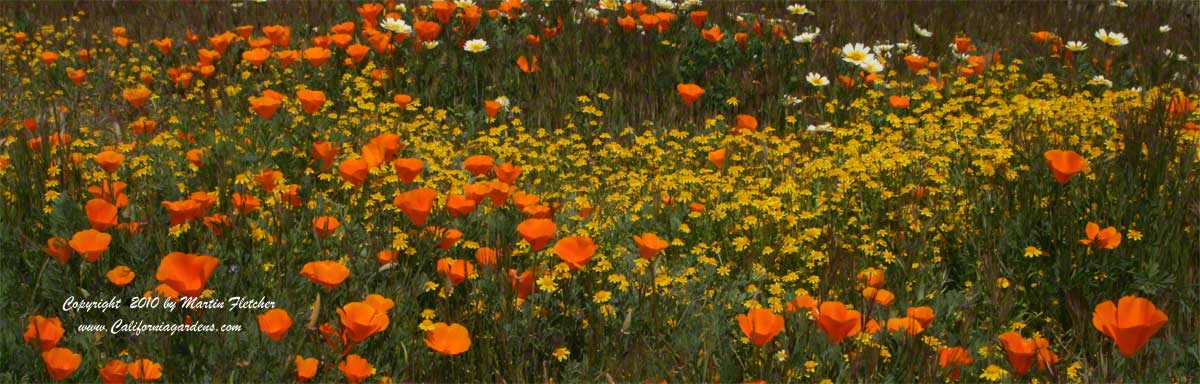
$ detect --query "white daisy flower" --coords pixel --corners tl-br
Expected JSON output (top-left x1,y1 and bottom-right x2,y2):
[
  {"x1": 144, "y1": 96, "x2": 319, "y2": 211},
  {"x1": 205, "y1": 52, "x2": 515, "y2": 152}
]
[
  {"x1": 793, "y1": 28, "x2": 820, "y2": 44},
  {"x1": 787, "y1": 4, "x2": 813, "y2": 15},
  {"x1": 495, "y1": 96, "x2": 511, "y2": 108},
  {"x1": 597, "y1": 0, "x2": 618, "y2": 11},
  {"x1": 652, "y1": 0, "x2": 675, "y2": 10},
  {"x1": 1109, "y1": 0, "x2": 1127, "y2": 7},
  {"x1": 807, "y1": 123, "x2": 833, "y2": 132},
  {"x1": 841, "y1": 43, "x2": 874, "y2": 65},
  {"x1": 859, "y1": 57, "x2": 885, "y2": 74},
  {"x1": 913, "y1": 23, "x2": 932, "y2": 38},
  {"x1": 806, "y1": 73, "x2": 829, "y2": 87},
  {"x1": 379, "y1": 18, "x2": 412, "y2": 35},
  {"x1": 423, "y1": 41, "x2": 440, "y2": 49},
  {"x1": 1094, "y1": 29, "x2": 1128, "y2": 47},
  {"x1": 463, "y1": 39, "x2": 489, "y2": 53},
  {"x1": 454, "y1": 0, "x2": 476, "y2": 8},
  {"x1": 1088, "y1": 75, "x2": 1113, "y2": 87},
  {"x1": 1159, "y1": 25, "x2": 1171, "y2": 33},
  {"x1": 680, "y1": 0, "x2": 703, "y2": 8},
  {"x1": 1065, "y1": 41, "x2": 1088, "y2": 52}
]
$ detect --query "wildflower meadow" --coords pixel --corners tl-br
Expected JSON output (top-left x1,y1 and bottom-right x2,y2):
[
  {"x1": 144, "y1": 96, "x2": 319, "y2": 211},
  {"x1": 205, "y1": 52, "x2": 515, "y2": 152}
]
[{"x1": 2, "y1": 0, "x2": 1199, "y2": 382}]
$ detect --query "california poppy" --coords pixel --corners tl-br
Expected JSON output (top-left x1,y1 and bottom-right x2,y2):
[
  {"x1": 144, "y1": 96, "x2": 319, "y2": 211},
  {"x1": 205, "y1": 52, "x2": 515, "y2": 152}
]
[
  {"x1": 301, "y1": 260, "x2": 351, "y2": 290},
  {"x1": 262, "y1": 25, "x2": 291, "y2": 47},
  {"x1": 904, "y1": 55, "x2": 930, "y2": 73},
  {"x1": 94, "y1": 151, "x2": 124, "y2": 173},
  {"x1": 258, "y1": 308, "x2": 293, "y2": 341},
  {"x1": 41, "y1": 347, "x2": 81, "y2": 381},
  {"x1": 484, "y1": 100, "x2": 501, "y2": 118},
  {"x1": 44, "y1": 237, "x2": 72, "y2": 264},
  {"x1": 1092, "y1": 295, "x2": 1168, "y2": 357},
  {"x1": 517, "y1": 218, "x2": 556, "y2": 251},
  {"x1": 155, "y1": 252, "x2": 219, "y2": 297},
  {"x1": 312, "y1": 216, "x2": 341, "y2": 238},
  {"x1": 998, "y1": 332, "x2": 1058, "y2": 376},
  {"x1": 303, "y1": 47, "x2": 332, "y2": 66},
  {"x1": 338, "y1": 354, "x2": 372, "y2": 384},
  {"x1": 107, "y1": 265, "x2": 135, "y2": 287},
  {"x1": 617, "y1": 16, "x2": 637, "y2": 32},
  {"x1": 707, "y1": 149, "x2": 726, "y2": 169},
  {"x1": 436, "y1": 257, "x2": 475, "y2": 285},
  {"x1": 394, "y1": 188, "x2": 438, "y2": 226},
  {"x1": 906, "y1": 306, "x2": 935, "y2": 328},
  {"x1": 394, "y1": 94, "x2": 413, "y2": 109},
  {"x1": 338, "y1": 301, "x2": 389, "y2": 342},
  {"x1": 69, "y1": 229, "x2": 111, "y2": 262},
  {"x1": 938, "y1": 347, "x2": 974, "y2": 381},
  {"x1": 1044, "y1": 149, "x2": 1086, "y2": 184},
  {"x1": 250, "y1": 96, "x2": 281, "y2": 120},
  {"x1": 1079, "y1": 222, "x2": 1122, "y2": 250},
  {"x1": 633, "y1": 232, "x2": 668, "y2": 260},
  {"x1": 312, "y1": 141, "x2": 337, "y2": 170},
  {"x1": 475, "y1": 247, "x2": 498, "y2": 267},
  {"x1": 676, "y1": 83, "x2": 704, "y2": 105},
  {"x1": 733, "y1": 114, "x2": 757, "y2": 135},
  {"x1": 554, "y1": 235, "x2": 597, "y2": 270},
  {"x1": 886, "y1": 316, "x2": 925, "y2": 336},
  {"x1": 338, "y1": 158, "x2": 370, "y2": 187},
  {"x1": 414, "y1": 21, "x2": 442, "y2": 42},
  {"x1": 689, "y1": 10, "x2": 707, "y2": 27},
  {"x1": 463, "y1": 155, "x2": 495, "y2": 176},
  {"x1": 445, "y1": 194, "x2": 478, "y2": 218},
  {"x1": 863, "y1": 287, "x2": 896, "y2": 306},
  {"x1": 954, "y1": 36, "x2": 972, "y2": 53},
  {"x1": 242, "y1": 48, "x2": 271, "y2": 66},
  {"x1": 127, "y1": 358, "x2": 163, "y2": 382},
  {"x1": 702, "y1": 26, "x2": 725, "y2": 43},
  {"x1": 294, "y1": 356, "x2": 318, "y2": 382},
  {"x1": 25, "y1": 315, "x2": 64, "y2": 351},
  {"x1": 857, "y1": 267, "x2": 885, "y2": 288},
  {"x1": 425, "y1": 322, "x2": 472, "y2": 355},
  {"x1": 517, "y1": 55, "x2": 540, "y2": 73},
  {"x1": 297, "y1": 90, "x2": 327, "y2": 114},
  {"x1": 99, "y1": 359, "x2": 128, "y2": 384},
  {"x1": 736, "y1": 308, "x2": 785, "y2": 347},
  {"x1": 508, "y1": 269, "x2": 537, "y2": 299},
  {"x1": 86, "y1": 198, "x2": 119, "y2": 231},
  {"x1": 786, "y1": 294, "x2": 818, "y2": 313},
  {"x1": 123, "y1": 87, "x2": 152, "y2": 109},
  {"x1": 392, "y1": 158, "x2": 423, "y2": 183},
  {"x1": 889, "y1": 95, "x2": 910, "y2": 109},
  {"x1": 815, "y1": 301, "x2": 862, "y2": 344}
]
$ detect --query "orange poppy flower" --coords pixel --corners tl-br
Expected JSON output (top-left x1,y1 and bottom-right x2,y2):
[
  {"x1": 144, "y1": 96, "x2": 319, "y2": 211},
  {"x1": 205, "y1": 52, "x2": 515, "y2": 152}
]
[
  {"x1": 554, "y1": 235, "x2": 597, "y2": 270},
  {"x1": 733, "y1": 114, "x2": 757, "y2": 135},
  {"x1": 301, "y1": 260, "x2": 351, "y2": 290},
  {"x1": 312, "y1": 216, "x2": 341, "y2": 238},
  {"x1": 888, "y1": 95, "x2": 910, "y2": 109},
  {"x1": 736, "y1": 308, "x2": 784, "y2": 347},
  {"x1": 857, "y1": 267, "x2": 885, "y2": 288},
  {"x1": 435, "y1": 228, "x2": 462, "y2": 250},
  {"x1": 484, "y1": 100, "x2": 501, "y2": 118},
  {"x1": 906, "y1": 306, "x2": 935, "y2": 328},
  {"x1": 44, "y1": 237, "x2": 72, "y2": 265},
  {"x1": 676, "y1": 83, "x2": 704, "y2": 105},
  {"x1": 254, "y1": 169, "x2": 283, "y2": 193},
  {"x1": 391, "y1": 158, "x2": 423, "y2": 183},
  {"x1": 312, "y1": 141, "x2": 337, "y2": 170},
  {"x1": 707, "y1": 149, "x2": 726, "y2": 169},
  {"x1": 123, "y1": 87, "x2": 152, "y2": 109},
  {"x1": 954, "y1": 36, "x2": 972, "y2": 53},
  {"x1": 338, "y1": 158, "x2": 370, "y2": 187},
  {"x1": 786, "y1": 294, "x2": 818, "y2": 313},
  {"x1": 86, "y1": 198, "x2": 119, "y2": 231},
  {"x1": 734, "y1": 32, "x2": 749, "y2": 47},
  {"x1": 155, "y1": 252, "x2": 219, "y2": 297},
  {"x1": 633, "y1": 232, "x2": 668, "y2": 260},
  {"x1": 250, "y1": 96, "x2": 281, "y2": 120},
  {"x1": 475, "y1": 247, "x2": 498, "y2": 267},
  {"x1": 701, "y1": 26, "x2": 724, "y2": 43},
  {"x1": 67, "y1": 69, "x2": 86, "y2": 84},
  {"x1": 357, "y1": 2, "x2": 384, "y2": 23},
  {"x1": 1167, "y1": 96, "x2": 1196, "y2": 119},
  {"x1": 494, "y1": 162, "x2": 522, "y2": 184},
  {"x1": 617, "y1": 16, "x2": 637, "y2": 32},
  {"x1": 151, "y1": 38, "x2": 172, "y2": 54},
  {"x1": 262, "y1": 25, "x2": 291, "y2": 47},
  {"x1": 294, "y1": 356, "x2": 318, "y2": 382},
  {"x1": 303, "y1": 47, "x2": 332, "y2": 66},
  {"x1": 275, "y1": 50, "x2": 301, "y2": 66},
  {"x1": 1030, "y1": 31, "x2": 1053, "y2": 43},
  {"x1": 14, "y1": 31, "x2": 27, "y2": 45},
  {"x1": 688, "y1": 10, "x2": 708, "y2": 27},
  {"x1": 904, "y1": 55, "x2": 929, "y2": 73},
  {"x1": 425, "y1": 322, "x2": 472, "y2": 355},
  {"x1": 517, "y1": 55, "x2": 540, "y2": 73},
  {"x1": 257, "y1": 308, "x2": 293, "y2": 341},
  {"x1": 41, "y1": 347, "x2": 81, "y2": 381},
  {"x1": 431, "y1": 1, "x2": 457, "y2": 23},
  {"x1": 517, "y1": 218, "x2": 557, "y2": 251},
  {"x1": 414, "y1": 21, "x2": 442, "y2": 42},
  {"x1": 394, "y1": 94, "x2": 413, "y2": 109},
  {"x1": 69, "y1": 229, "x2": 111, "y2": 262},
  {"x1": 863, "y1": 287, "x2": 895, "y2": 306},
  {"x1": 242, "y1": 48, "x2": 272, "y2": 67},
  {"x1": 886, "y1": 316, "x2": 925, "y2": 335},
  {"x1": 1043, "y1": 149, "x2": 1086, "y2": 184},
  {"x1": 815, "y1": 301, "x2": 862, "y2": 344},
  {"x1": 938, "y1": 347, "x2": 974, "y2": 381},
  {"x1": 107, "y1": 265, "x2": 135, "y2": 287},
  {"x1": 377, "y1": 249, "x2": 399, "y2": 265},
  {"x1": 512, "y1": 192, "x2": 539, "y2": 211},
  {"x1": 436, "y1": 257, "x2": 475, "y2": 285},
  {"x1": 25, "y1": 315, "x2": 64, "y2": 351},
  {"x1": 460, "y1": 154, "x2": 494, "y2": 175},
  {"x1": 127, "y1": 358, "x2": 163, "y2": 382},
  {"x1": 209, "y1": 32, "x2": 235, "y2": 54},
  {"x1": 1092, "y1": 295, "x2": 1168, "y2": 357},
  {"x1": 998, "y1": 332, "x2": 1058, "y2": 376},
  {"x1": 445, "y1": 194, "x2": 477, "y2": 218},
  {"x1": 337, "y1": 301, "x2": 389, "y2": 343},
  {"x1": 508, "y1": 269, "x2": 537, "y2": 299},
  {"x1": 231, "y1": 193, "x2": 260, "y2": 214},
  {"x1": 297, "y1": 89, "x2": 327, "y2": 114},
  {"x1": 346, "y1": 44, "x2": 370, "y2": 64},
  {"x1": 99, "y1": 359, "x2": 128, "y2": 384},
  {"x1": 498, "y1": 0, "x2": 523, "y2": 17},
  {"x1": 41, "y1": 50, "x2": 60, "y2": 65},
  {"x1": 394, "y1": 188, "x2": 438, "y2": 226},
  {"x1": 338, "y1": 354, "x2": 372, "y2": 384},
  {"x1": 1079, "y1": 222, "x2": 1122, "y2": 249}
]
